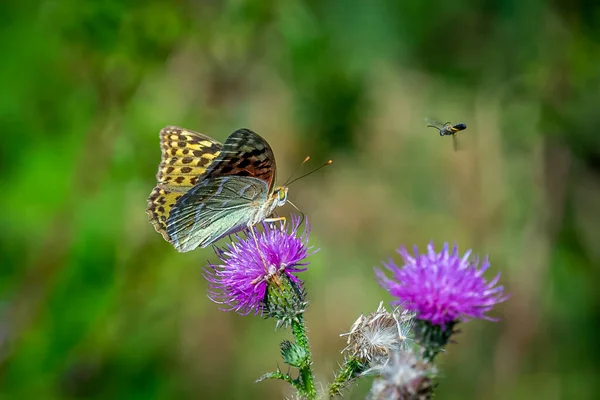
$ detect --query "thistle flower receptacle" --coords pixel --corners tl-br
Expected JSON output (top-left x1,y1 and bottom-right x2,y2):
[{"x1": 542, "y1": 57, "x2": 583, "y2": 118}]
[
  {"x1": 204, "y1": 215, "x2": 315, "y2": 318},
  {"x1": 375, "y1": 242, "x2": 508, "y2": 326}
]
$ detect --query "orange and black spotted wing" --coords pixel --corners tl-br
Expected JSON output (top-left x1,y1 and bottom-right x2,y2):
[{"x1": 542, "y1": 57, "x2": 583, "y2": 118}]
[
  {"x1": 198, "y1": 128, "x2": 277, "y2": 191},
  {"x1": 156, "y1": 126, "x2": 222, "y2": 191},
  {"x1": 146, "y1": 126, "x2": 223, "y2": 241}
]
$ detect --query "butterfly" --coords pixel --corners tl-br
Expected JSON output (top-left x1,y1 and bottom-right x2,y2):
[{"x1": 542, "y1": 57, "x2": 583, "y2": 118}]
[{"x1": 146, "y1": 126, "x2": 288, "y2": 252}]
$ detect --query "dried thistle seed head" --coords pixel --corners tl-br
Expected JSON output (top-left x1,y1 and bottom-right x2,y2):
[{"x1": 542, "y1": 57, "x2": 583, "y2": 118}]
[
  {"x1": 341, "y1": 302, "x2": 415, "y2": 365},
  {"x1": 367, "y1": 351, "x2": 437, "y2": 400}
]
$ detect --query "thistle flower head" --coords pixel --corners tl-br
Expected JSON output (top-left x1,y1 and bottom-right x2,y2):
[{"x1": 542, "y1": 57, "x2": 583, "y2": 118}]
[
  {"x1": 367, "y1": 351, "x2": 436, "y2": 400},
  {"x1": 204, "y1": 215, "x2": 314, "y2": 316},
  {"x1": 341, "y1": 302, "x2": 415, "y2": 366},
  {"x1": 375, "y1": 242, "x2": 508, "y2": 326}
]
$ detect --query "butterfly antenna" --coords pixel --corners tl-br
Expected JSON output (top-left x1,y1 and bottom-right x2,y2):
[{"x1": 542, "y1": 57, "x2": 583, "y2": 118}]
[
  {"x1": 287, "y1": 199, "x2": 301, "y2": 212},
  {"x1": 287, "y1": 160, "x2": 333, "y2": 186},
  {"x1": 284, "y1": 199, "x2": 306, "y2": 227},
  {"x1": 284, "y1": 156, "x2": 311, "y2": 186}
]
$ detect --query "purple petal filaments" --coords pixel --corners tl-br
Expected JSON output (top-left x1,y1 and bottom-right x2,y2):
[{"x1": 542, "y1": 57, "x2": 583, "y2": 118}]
[
  {"x1": 204, "y1": 215, "x2": 314, "y2": 316},
  {"x1": 375, "y1": 242, "x2": 508, "y2": 326}
]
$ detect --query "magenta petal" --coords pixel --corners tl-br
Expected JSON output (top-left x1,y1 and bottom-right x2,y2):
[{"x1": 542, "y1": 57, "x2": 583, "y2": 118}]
[
  {"x1": 376, "y1": 242, "x2": 507, "y2": 325},
  {"x1": 204, "y1": 215, "x2": 316, "y2": 316}
]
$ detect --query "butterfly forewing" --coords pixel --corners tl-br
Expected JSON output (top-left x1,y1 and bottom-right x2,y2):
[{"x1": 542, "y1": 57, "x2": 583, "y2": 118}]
[
  {"x1": 166, "y1": 176, "x2": 271, "y2": 252},
  {"x1": 146, "y1": 126, "x2": 223, "y2": 240},
  {"x1": 200, "y1": 128, "x2": 277, "y2": 190},
  {"x1": 157, "y1": 126, "x2": 223, "y2": 191}
]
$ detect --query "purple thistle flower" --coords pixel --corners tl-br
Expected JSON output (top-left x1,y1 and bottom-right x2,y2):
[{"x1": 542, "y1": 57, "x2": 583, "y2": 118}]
[
  {"x1": 375, "y1": 242, "x2": 508, "y2": 326},
  {"x1": 204, "y1": 215, "x2": 315, "y2": 316}
]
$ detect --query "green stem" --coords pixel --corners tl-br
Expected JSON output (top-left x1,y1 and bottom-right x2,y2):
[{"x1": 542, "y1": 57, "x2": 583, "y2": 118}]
[
  {"x1": 328, "y1": 357, "x2": 366, "y2": 398},
  {"x1": 256, "y1": 370, "x2": 301, "y2": 391},
  {"x1": 291, "y1": 315, "x2": 316, "y2": 399}
]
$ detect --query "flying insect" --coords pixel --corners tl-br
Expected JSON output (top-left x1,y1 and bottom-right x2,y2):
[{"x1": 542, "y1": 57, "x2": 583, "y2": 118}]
[{"x1": 425, "y1": 118, "x2": 467, "y2": 151}]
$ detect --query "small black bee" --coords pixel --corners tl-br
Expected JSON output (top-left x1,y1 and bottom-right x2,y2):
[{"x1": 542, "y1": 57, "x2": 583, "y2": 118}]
[{"x1": 425, "y1": 118, "x2": 467, "y2": 151}]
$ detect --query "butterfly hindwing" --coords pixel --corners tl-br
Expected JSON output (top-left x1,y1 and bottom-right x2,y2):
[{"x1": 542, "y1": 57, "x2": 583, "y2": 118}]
[
  {"x1": 166, "y1": 176, "x2": 270, "y2": 252},
  {"x1": 146, "y1": 187, "x2": 185, "y2": 241},
  {"x1": 146, "y1": 126, "x2": 223, "y2": 240}
]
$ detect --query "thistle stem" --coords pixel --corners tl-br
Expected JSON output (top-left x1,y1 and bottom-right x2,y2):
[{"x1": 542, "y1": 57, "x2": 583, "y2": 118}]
[
  {"x1": 328, "y1": 356, "x2": 365, "y2": 397},
  {"x1": 291, "y1": 315, "x2": 316, "y2": 399}
]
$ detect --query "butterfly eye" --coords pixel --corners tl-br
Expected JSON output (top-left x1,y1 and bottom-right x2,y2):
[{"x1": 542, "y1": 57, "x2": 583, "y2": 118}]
[{"x1": 277, "y1": 188, "x2": 288, "y2": 204}]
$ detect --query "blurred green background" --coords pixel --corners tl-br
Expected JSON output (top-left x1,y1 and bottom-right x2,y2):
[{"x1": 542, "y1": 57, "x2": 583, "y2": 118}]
[{"x1": 2, "y1": 0, "x2": 600, "y2": 399}]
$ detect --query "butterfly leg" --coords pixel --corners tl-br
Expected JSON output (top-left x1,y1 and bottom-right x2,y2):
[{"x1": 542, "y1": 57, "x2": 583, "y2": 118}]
[
  {"x1": 227, "y1": 234, "x2": 236, "y2": 245},
  {"x1": 249, "y1": 225, "x2": 270, "y2": 267},
  {"x1": 264, "y1": 216, "x2": 286, "y2": 222},
  {"x1": 264, "y1": 216, "x2": 286, "y2": 228}
]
